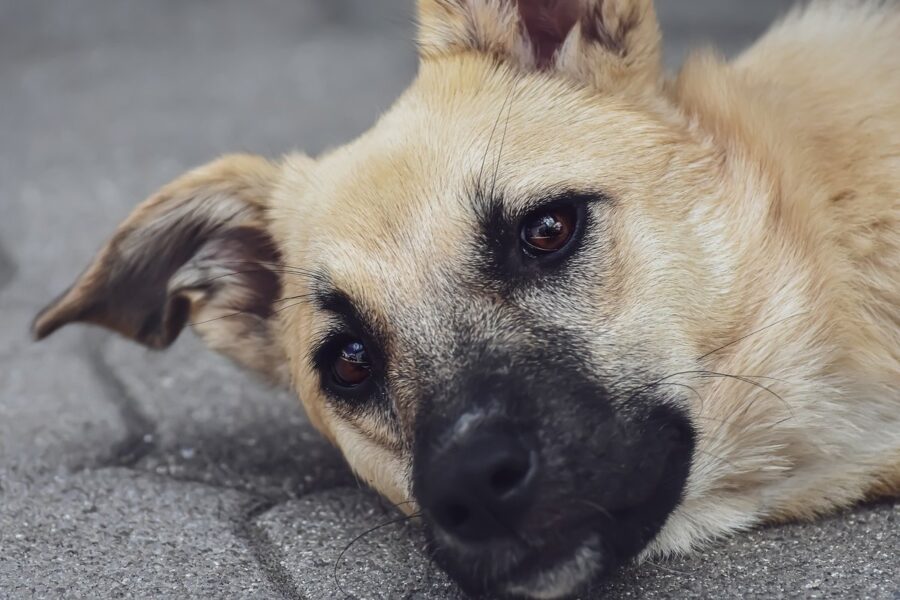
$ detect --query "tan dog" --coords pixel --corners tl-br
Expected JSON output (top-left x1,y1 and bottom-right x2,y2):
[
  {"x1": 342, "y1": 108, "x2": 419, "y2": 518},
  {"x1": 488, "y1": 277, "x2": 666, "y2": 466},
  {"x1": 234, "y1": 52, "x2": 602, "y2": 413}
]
[{"x1": 33, "y1": 1, "x2": 900, "y2": 598}]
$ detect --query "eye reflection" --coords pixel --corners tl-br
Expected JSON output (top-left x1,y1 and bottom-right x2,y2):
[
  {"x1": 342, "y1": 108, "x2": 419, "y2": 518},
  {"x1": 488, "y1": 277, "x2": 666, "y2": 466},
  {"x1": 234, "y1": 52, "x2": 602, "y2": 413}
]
[
  {"x1": 332, "y1": 340, "x2": 371, "y2": 387},
  {"x1": 521, "y1": 207, "x2": 576, "y2": 254}
]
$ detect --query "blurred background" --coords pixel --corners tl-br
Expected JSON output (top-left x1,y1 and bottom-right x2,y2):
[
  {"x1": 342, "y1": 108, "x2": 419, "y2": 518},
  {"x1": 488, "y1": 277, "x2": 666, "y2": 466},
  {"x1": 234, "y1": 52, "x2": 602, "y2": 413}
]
[
  {"x1": 1, "y1": 0, "x2": 793, "y2": 294},
  {"x1": 6, "y1": 2, "x2": 896, "y2": 599}
]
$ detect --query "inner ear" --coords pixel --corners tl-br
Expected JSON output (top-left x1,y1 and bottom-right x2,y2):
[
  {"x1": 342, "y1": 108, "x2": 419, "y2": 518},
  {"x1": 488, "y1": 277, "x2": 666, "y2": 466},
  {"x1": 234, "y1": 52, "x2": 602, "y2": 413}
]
[
  {"x1": 33, "y1": 154, "x2": 293, "y2": 385},
  {"x1": 419, "y1": 0, "x2": 663, "y2": 92},
  {"x1": 516, "y1": 0, "x2": 580, "y2": 66},
  {"x1": 170, "y1": 225, "x2": 282, "y2": 333}
]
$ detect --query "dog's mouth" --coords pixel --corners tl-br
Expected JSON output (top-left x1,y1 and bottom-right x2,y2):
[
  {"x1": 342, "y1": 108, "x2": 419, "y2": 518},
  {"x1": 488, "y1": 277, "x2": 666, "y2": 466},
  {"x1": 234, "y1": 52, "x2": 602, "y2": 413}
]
[
  {"x1": 426, "y1": 518, "x2": 607, "y2": 599},
  {"x1": 500, "y1": 533, "x2": 605, "y2": 599},
  {"x1": 418, "y1": 405, "x2": 696, "y2": 599}
]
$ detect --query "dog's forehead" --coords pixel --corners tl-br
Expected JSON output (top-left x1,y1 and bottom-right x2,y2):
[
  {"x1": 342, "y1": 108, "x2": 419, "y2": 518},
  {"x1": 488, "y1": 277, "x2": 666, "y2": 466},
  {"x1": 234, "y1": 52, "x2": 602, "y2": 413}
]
[
  {"x1": 276, "y1": 59, "x2": 681, "y2": 317},
  {"x1": 306, "y1": 60, "x2": 661, "y2": 210}
]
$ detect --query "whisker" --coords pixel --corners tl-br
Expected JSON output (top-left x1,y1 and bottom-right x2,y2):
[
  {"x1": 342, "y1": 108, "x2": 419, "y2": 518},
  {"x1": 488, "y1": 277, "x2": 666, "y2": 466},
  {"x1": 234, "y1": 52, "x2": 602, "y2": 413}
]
[
  {"x1": 194, "y1": 268, "x2": 319, "y2": 286},
  {"x1": 488, "y1": 76, "x2": 519, "y2": 203},
  {"x1": 693, "y1": 370, "x2": 794, "y2": 420},
  {"x1": 622, "y1": 365, "x2": 796, "y2": 461},
  {"x1": 188, "y1": 311, "x2": 253, "y2": 327},
  {"x1": 695, "y1": 312, "x2": 809, "y2": 362},
  {"x1": 477, "y1": 79, "x2": 517, "y2": 192},
  {"x1": 625, "y1": 369, "x2": 792, "y2": 416},
  {"x1": 639, "y1": 380, "x2": 706, "y2": 414},
  {"x1": 576, "y1": 498, "x2": 613, "y2": 521},
  {"x1": 270, "y1": 298, "x2": 312, "y2": 316},
  {"x1": 333, "y1": 512, "x2": 423, "y2": 599},
  {"x1": 221, "y1": 259, "x2": 320, "y2": 275},
  {"x1": 693, "y1": 447, "x2": 742, "y2": 471},
  {"x1": 646, "y1": 559, "x2": 694, "y2": 576},
  {"x1": 186, "y1": 292, "x2": 319, "y2": 327},
  {"x1": 692, "y1": 371, "x2": 795, "y2": 447}
]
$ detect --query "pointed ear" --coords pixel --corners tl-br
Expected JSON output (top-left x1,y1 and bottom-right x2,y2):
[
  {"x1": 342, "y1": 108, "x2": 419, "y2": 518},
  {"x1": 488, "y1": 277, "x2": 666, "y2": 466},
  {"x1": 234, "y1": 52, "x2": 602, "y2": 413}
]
[
  {"x1": 33, "y1": 154, "x2": 292, "y2": 385},
  {"x1": 417, "y1": 0, "x2": 662, "y2": 93}
]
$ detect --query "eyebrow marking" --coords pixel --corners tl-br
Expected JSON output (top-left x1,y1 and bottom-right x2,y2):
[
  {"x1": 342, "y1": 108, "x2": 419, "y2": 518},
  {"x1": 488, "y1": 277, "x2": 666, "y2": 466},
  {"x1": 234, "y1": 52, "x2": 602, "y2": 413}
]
[
  {"x1": 308, "y1": 268, "x2": 336, "y2": 309},
  {"x1": 308, "y1": 278, "x2": 391, "y2": 375},
  {"x1": 471, "y1": 187, "x2": 610, "y2": 288},
  {"x1": 474, "y1": 185, "x2": 612, "y2": 227},
  {"x1": 309, "y1": 272, "x2": 374, "y2": 331},
  {"x1": 316, "y1": 289, "x2": 370, "y2": 332}
]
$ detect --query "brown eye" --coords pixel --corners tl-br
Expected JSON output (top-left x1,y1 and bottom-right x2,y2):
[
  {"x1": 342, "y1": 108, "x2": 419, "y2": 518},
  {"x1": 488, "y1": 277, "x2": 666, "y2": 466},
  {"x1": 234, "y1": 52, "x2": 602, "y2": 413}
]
[
  {"x1": 332, "y1": 341, "x2": 371, "y2": 387},
  {"x1": 520, "y1": 206, "x2": 577, "y2": 255}
]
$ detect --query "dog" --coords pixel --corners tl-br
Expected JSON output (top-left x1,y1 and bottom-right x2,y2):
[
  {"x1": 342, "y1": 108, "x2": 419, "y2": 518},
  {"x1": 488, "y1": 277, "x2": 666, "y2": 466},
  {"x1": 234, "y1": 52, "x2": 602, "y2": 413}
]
[{"x1": 32, "y1": 0, "x2": 900, "y2": 598}]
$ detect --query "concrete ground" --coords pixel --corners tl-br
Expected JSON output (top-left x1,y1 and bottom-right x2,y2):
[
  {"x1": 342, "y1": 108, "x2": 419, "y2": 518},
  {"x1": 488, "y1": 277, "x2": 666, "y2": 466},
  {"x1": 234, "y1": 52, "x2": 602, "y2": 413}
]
[{"x1": 1, "y1": 1, "x2": 897, "y2": 598}]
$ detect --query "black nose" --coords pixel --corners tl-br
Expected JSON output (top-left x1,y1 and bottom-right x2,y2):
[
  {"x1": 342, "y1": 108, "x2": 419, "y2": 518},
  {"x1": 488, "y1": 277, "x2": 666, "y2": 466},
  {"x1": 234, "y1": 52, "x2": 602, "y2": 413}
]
[{"x1": 420, "y1": 424, "x2": 539, "y2": 542}]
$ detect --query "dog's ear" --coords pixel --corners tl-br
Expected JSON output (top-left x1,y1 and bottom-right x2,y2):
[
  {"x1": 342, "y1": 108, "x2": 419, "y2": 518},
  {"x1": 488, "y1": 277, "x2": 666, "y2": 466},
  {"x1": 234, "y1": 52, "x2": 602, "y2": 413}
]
[
  {"x1": 33, "y1": 154, "x2": 292, "y2": 384},
  {"x1": 417, "y1": 0, "x2": 662, "y2": 94}
]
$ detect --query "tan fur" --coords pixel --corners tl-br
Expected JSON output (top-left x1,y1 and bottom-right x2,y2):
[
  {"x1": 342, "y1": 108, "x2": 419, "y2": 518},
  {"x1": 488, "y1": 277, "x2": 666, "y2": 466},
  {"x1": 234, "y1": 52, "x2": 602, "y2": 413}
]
[
  {"x1": 36, "y1": 0, "x2": 900, "y2": 590},
  {"x1": 34, "y1": 155, "x2": 291, "y2": 383}
]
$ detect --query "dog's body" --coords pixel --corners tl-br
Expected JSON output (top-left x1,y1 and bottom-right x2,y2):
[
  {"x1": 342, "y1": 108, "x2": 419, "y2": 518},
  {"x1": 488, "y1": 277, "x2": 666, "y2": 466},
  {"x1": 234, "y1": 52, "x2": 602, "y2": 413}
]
[
  {"x1": 649, "y1": 1, "x2": 900, "y2": 550},
  {"x1": 34, "y1": 1, "x2": 900, "y2": 598}
]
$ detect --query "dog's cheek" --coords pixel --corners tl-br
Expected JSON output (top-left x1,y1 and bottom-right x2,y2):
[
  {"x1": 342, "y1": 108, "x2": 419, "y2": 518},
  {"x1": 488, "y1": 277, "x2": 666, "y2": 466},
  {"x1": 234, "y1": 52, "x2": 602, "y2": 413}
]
[{"x1": 329, "y1": 419, "x2": 413, "y2": 507}]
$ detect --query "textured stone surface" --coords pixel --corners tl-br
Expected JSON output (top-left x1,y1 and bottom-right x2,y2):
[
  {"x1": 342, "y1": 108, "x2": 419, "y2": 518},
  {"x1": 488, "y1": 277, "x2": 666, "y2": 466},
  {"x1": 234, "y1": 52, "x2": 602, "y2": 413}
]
[
  {"x1": 2, "y1": 1, "x2": 898, "y2": 599},
  {"x1": 0, "y1": 469, "x2": 282, "y2": 599},
  {"x1": 600, "y1": 501, "x2": 900, "y2": 600},
  {"x1": 0, "y1": 296, "x2": 127, "y2": 475},
  {"x1": 101, "y1": 334, "x2": 353, "y2": 499},
  {"x1": 257, "y1": 488, "x2": 467, "y2": 599}
]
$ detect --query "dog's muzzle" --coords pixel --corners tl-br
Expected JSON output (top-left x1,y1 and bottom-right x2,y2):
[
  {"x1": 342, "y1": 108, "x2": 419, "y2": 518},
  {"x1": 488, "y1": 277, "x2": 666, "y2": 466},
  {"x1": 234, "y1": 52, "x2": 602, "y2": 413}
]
[
  {"x1": 419, "y1": 419, "x2": 540, "y2": 543},
  {"x1": 413, "y1": 381, "x2": 694, "y2": 599}
]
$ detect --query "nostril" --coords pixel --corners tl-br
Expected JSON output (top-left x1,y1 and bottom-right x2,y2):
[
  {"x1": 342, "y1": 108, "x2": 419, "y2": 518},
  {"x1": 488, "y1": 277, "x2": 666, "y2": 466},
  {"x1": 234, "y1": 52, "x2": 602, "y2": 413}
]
[
  {"x1": 490, "y1": 462, "x2": 529, "y2": 497},
  {"x1": 419, "y1": 426, "x2": 539, "y2": 542}
]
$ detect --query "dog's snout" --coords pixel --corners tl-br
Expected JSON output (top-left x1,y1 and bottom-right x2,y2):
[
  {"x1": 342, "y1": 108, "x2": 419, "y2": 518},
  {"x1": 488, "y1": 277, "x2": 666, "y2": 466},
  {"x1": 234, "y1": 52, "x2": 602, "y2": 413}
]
[{"x1": 420, "y1": 422, "x2": 538, "y2": 542}]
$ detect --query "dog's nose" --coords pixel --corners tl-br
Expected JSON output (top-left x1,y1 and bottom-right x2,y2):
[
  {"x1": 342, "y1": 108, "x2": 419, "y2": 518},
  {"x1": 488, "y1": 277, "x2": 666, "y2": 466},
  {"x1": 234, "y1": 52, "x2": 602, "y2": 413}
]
[{"x1": 420, "y1": 425, "x2": 538, "y2": 542}]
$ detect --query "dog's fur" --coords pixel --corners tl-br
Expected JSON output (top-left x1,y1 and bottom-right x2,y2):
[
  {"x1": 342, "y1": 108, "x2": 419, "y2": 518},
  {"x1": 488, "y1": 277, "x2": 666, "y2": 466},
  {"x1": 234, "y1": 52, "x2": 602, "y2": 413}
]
[{"x1": 34, "y1": 1, "x2": 900, "y2": 598}]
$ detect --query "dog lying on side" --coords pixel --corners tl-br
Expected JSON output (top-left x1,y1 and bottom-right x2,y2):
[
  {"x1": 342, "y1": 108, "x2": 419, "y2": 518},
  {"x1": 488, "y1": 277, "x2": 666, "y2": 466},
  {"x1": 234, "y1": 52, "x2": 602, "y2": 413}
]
[{"x1": 33, "y1": 1, "x2": 900, "y2": 598}]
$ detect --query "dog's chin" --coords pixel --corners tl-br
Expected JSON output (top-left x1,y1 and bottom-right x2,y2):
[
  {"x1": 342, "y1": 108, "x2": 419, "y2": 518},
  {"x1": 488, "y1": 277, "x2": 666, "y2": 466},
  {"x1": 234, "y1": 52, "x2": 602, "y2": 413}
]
[
  {"x1": 501, "y1": 535, "x2": 604, "y2": 600},
  {"x1": 420, "y1": 406, "x2": 696, "y2": 598},
  {"x1": 429, "y1": 523, "x2": 611, "y2": 600}
]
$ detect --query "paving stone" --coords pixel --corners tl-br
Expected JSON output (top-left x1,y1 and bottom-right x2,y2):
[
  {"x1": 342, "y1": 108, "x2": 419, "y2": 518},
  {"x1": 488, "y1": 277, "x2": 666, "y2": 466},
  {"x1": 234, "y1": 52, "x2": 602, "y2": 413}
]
[
  {"x1": 255, "y1": 490, "x2": 900, "y2": 600},
  {"x1": 600, "y1": 501, "x2": 900, "y2": 599},
  {"x1": 256, "y1": 488, "x2": 467, "y2": 600},
  {"x1": 0, "y1": 291, "x2": 127, "y2": 477},
  {"x1": 101, "y1": 334, "x2": 354, "y2": 500},
  {"x1": 0, "y1": 468, "x2": 282, "y2": 599}
]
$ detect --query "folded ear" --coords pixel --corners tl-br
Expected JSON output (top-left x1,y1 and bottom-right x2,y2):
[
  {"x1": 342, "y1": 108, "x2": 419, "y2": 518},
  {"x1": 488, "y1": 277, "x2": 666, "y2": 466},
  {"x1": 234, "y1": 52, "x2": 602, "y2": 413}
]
[
  {"x1": 417, "y1": 0, "x2": 662, "y2": 93},
  {"x1": 33, "y1": 154, "x2": 291, "y2": 385}
]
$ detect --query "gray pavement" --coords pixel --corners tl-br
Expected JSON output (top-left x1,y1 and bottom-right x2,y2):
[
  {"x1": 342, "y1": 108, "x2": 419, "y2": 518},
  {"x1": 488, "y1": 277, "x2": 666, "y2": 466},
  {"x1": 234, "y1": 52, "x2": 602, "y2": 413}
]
[{"x1": 1, "y1": 1, "x2": 897, "y2": 598}]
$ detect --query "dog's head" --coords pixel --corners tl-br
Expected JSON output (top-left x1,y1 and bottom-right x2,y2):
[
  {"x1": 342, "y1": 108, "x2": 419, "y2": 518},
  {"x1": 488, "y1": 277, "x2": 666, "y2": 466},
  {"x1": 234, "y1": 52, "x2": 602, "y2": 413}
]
[{"x1": 34, "y1": 1, "x2": 775, "y2": 597}]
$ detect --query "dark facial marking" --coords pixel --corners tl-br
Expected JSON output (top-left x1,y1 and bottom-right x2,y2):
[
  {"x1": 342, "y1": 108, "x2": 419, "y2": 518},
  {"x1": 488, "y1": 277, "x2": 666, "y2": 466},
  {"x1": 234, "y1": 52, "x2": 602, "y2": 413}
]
[
  {"x1": 472, "y1": 187, "x2": 607, "y2": 288},
  {"x1": 309, "y1": 286, "x2": 389, "y2": 407},
  {"x1": 411, "y1": 338, "x2": 695, "y2": 596}
]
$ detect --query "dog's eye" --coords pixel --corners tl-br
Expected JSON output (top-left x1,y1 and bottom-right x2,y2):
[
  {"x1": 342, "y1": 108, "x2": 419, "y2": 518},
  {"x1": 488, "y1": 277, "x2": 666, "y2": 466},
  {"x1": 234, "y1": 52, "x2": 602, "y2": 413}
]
[
  {"x1": 520, "y1": 206, "x2": 577, "y2": 255},
  {"x1": 331, "y1": 341, "x2": 371, "y2": 387}
]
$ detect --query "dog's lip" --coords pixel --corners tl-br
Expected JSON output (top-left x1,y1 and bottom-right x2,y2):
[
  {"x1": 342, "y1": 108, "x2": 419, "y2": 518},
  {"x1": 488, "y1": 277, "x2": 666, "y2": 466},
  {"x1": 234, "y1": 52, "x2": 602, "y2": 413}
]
[
  {"x1": 429, "y1": 516, "x2": 605, "y2": 598},
  {"x1": 500, "y1": 533, "x2": 603, "y2": 599}
]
